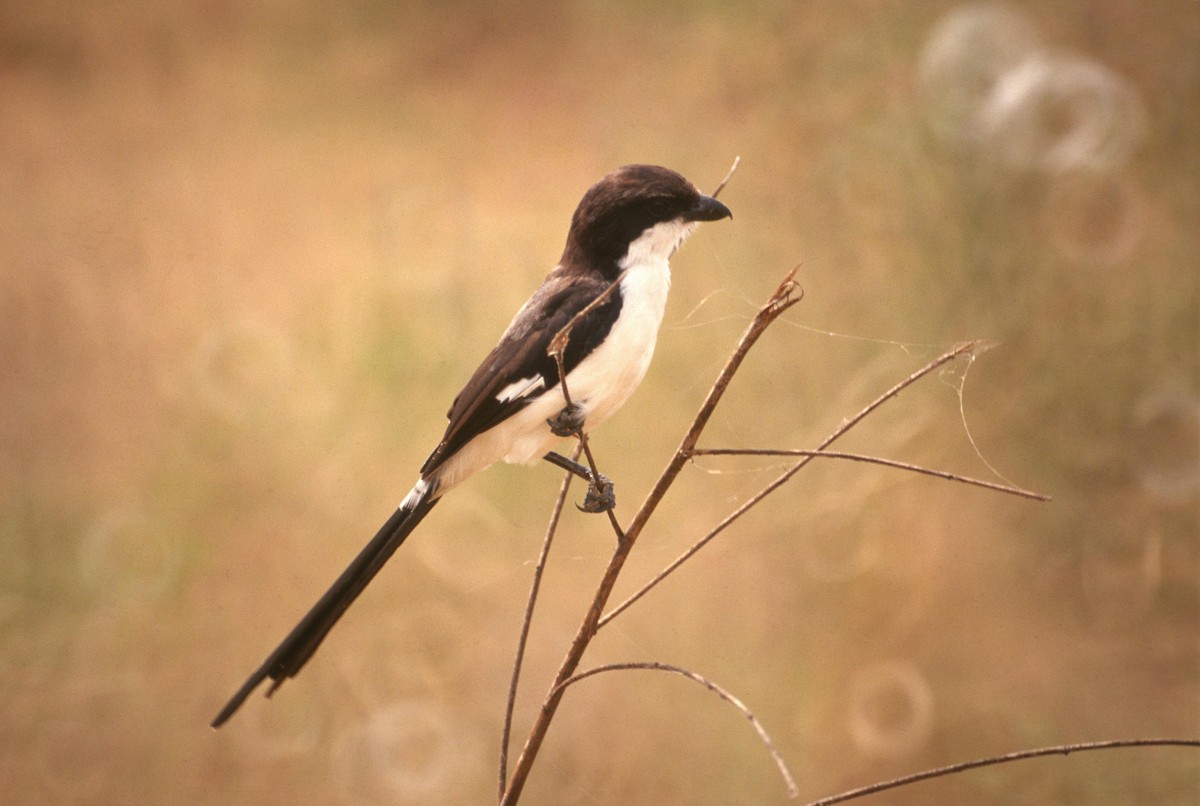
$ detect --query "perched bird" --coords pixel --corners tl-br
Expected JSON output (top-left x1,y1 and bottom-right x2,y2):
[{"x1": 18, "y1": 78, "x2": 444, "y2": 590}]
[{"x1": 212, "y1": 164, "x2": 731, "y2": 727}]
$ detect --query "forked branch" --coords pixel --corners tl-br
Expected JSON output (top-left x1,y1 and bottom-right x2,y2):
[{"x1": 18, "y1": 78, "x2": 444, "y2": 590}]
[
  {"x1": 499, "y1": 202, "x2": 1073, "y2": 801},
  {"x1": 499, "y1": 268, "x2": 802, "y2": 804},
  {"x1": 598, "y1": 339, "x2": 992, "y2": 629}
]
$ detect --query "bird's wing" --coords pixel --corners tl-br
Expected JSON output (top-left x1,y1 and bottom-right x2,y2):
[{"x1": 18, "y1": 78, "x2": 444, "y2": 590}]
[{"x1": 420, "y1": 269, "x2": 620, "y2": 476}]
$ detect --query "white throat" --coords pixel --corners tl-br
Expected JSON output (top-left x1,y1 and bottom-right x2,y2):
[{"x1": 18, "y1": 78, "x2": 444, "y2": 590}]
[
  {"x1": 620, "y1": 218, "x2": 700, "y2": 269},
  {"x1": 612, "y1": 218, "x2": 695, "y2": 348}
]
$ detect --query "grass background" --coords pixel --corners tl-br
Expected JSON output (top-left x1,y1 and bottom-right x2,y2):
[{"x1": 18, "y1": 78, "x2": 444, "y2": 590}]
[{"x1": 1, "y1": 1, "x2": 1196, "y2": 803}]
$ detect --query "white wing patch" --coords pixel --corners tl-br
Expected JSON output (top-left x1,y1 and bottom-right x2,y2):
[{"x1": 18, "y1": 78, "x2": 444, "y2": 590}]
[
  {"x1": 495, "y1": 374, "x2": 546, "y2": 404},
  {"x1": 400, "y1": 477, "x2": 433, "y2": 510}
]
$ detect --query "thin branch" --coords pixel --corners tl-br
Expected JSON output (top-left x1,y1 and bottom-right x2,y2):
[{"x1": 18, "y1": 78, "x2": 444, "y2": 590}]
[
  {"x1": 548, "y1": 269, "x2": 629, "y2": 361},
  {"x1": 586, "y1": 438, "x2": 627, "y2": 540},
  {"x1": 550, "y1": 339, "x2": 626, "y2": 539},
  {"x1": 815, "y1": 341, "x2": 991, "y2": 454},
  {"x1": 691, "y1": 448, "x2": 1050, "y2": 501},
  {"x1": 805, "y1": 739, "x2": 1200, "y2": 806},
  {"x1": 599, "y1": 340, "x2": 987, "y2": 629},
  {"x1": 712, "y1": 156, "x2": 741, "y2": 199},
  {"x1": 498, "y1": 446, "x2": 579, "y2": 802},
  {"x1": 552, "y1": 662, "x2": 799, "y2": 799},
  {"x1": 499, "y1": 268, "x2": 802, "y2": 805}
]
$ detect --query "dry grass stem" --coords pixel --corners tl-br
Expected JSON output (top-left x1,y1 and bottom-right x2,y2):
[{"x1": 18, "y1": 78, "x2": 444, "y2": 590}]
[
  {"x1": 497, "y1": 445, "x2": 579, "y2": 800},
  {"x1": 804, "y1": 739, "x2": 1200, "y2": 806},
  {"x1": 552, "y1": 662, "x2": 799, "y2": 799},
  {"x1": 547, "y1": 269, "x2": 629, "y2": 362},
  {"x1": 712, "y1": 156, "x2": 741, "y2": 199},
  {"x1": 691, "y1": 448, "x2": 1050, "y2": 501}
]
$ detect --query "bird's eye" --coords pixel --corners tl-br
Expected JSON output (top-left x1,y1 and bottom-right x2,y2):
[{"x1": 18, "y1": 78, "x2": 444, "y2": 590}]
[{"x1": 647, "y1": 199, "x2": 671, "y2": 218}]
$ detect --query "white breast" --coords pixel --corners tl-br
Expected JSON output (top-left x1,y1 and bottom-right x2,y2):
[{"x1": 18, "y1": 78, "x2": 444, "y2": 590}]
[
  {"x1": 557, "y1": 252, "x2": 671, "y2": 426},
  {"x1": 539, "y1": 217, "x2": 698, "y2": 433}
]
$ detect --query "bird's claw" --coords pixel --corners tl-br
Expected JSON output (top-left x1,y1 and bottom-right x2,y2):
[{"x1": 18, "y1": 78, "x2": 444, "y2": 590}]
[
  {"x1": 577, "y1": 474, "x2": 616, "y2": 513},
  {"x1": 547, "y1": 403, "x2": 586, "y2": 437}
]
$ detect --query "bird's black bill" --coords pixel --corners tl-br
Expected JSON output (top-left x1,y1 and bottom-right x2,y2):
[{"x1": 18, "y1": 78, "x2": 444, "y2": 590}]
[
  {"x1": 684, "y1": 195, "x2": 732, "y2": 222},
  {"x1": 210, "y1": 495, "x2": 439, "y2": 728}
]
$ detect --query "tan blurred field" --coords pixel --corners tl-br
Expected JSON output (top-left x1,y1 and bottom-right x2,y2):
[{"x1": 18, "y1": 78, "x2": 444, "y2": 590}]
[{"x1": 1, "y1": 2, "x2": 1197, "y2": 803}]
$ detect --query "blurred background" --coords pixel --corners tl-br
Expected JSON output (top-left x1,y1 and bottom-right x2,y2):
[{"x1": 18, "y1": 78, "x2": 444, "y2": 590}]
[{"x1": 1, "y1": 1, "x2": 1196, "y2": 803}]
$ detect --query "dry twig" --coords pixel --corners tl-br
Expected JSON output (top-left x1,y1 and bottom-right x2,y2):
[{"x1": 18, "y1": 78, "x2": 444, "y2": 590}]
[
  {"x1": 552, "y1": 662, "x2": 799, "y2": 799},
  {"x1": 497, "y1": 157, "x2": 1069, "y2": 803},
  {"x1": 499, "y1": 268, "x2": 803, "y2": 804},
  {"x1": 711, "y1": 155, "x2": 740, "y2": 199},
  {"x1": 690, "y1": 448, "x2": 1050, "y2": 501},
  {"x1": 599, "y1": 340, "x2": 987, "y2": 628},
  {"x1": 804, "y1": 739, "x2": 1200, "y2": 805},
  {"x1": 497, "y1": 446, "x2": 579, "y2": 799}
]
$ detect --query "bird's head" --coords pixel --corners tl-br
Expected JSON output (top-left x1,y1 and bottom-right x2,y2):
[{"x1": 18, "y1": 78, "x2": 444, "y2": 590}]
[{"x1": 562, "y1": 164, "x2": 732, "y2": 277}]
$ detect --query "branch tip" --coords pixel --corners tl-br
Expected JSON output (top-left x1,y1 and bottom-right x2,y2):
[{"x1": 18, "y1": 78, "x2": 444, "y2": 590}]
[{"x1": 712, "y1": 156, "x2": 741, "y2": 199}]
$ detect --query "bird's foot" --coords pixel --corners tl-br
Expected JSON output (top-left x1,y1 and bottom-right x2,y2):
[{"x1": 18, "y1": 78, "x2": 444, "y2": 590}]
[
  {"x1": 547, "y1": 402, "x2": 586, "y2": 437},
  {"x1": 578, "y1": 474, "x2": 616, "y2": 513}
]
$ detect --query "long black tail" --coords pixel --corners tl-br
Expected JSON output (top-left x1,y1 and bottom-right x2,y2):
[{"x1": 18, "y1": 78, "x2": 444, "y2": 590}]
[{"x1": 211, "y1": 494, "x2": 440, "y2": 728}]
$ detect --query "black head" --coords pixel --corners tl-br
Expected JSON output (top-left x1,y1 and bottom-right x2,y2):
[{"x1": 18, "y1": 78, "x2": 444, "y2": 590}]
[{"x1": 561, "y1": 165, "x2": 732, "y2": 277}]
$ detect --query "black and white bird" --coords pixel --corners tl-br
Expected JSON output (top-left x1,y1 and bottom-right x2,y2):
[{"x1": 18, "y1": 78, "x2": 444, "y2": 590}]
[{"x1": 211, "y1": 164, "x2": 731, "y2": 728}]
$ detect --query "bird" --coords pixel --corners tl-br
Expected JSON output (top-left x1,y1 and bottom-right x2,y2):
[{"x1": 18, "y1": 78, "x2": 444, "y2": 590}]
[{"x1": 211, "y1": 164, "x2": 731, "y2": 728}]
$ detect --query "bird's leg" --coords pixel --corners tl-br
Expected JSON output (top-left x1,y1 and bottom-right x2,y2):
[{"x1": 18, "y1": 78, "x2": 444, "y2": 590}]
[
  {"x1": 543, "y1": 451, "x2": 616, "y2": 513},
  {"x1": 546, "y1": 402, "x2": 586, "y2": 437},
  {"x1": 546, "y1": 402, "x2": 617, "y2": 513}
]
